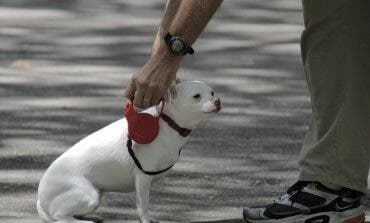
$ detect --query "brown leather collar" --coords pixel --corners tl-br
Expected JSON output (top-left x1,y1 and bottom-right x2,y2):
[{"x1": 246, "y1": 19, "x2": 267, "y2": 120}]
[{"x1": 160, "y1": 113, "x2": 191, "y2": 137}]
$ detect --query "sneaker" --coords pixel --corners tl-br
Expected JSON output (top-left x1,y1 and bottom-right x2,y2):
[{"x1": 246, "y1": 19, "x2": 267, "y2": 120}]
[{"x1": 243, "y1": 181, "x2": 365, "y2": 223}]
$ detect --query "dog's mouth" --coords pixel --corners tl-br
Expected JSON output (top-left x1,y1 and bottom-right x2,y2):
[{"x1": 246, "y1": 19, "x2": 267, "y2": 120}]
[
  {"x1": 204, "y1": 106, "x2": 221, "y2": 113},
  {"x1": 213, "y1": 106, "x2": 222, "y2": 113}
]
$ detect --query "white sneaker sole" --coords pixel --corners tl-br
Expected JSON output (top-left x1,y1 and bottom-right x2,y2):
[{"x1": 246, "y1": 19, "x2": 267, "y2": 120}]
[{"x1": 244, "y1": 206, "x2": 365, "y2": 223}]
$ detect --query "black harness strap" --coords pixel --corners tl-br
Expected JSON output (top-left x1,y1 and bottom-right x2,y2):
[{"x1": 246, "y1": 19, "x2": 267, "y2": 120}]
[
  {"x1": 127, "y1": 138, "x2": 175, "y2": 175},
  {"x1": 160, "y1": 113, "x2": 191, "y2": 137},
  {"x1": 126, "y1": 113, "x2": 188, "y2": 176}
]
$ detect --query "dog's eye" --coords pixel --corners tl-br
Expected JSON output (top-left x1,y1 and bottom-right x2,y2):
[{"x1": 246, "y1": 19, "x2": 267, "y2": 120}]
[
  {"x1": 211, "y1": 92, "x2": 214, "y2": 97},
  {"x1": 193, "y1": 94, "x2": 201, "y2": 99}
]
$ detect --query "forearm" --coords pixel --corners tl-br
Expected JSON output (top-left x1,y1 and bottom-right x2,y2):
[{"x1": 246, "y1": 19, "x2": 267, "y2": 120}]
[
  {"x1": 151, "y1": 0, "x2": 222, "y2": 61},
  {"x1": 170, "y1": 0, "x2": 223, "y2": 44},
  {"x1": 124, "y1": 0, "x2": 222, "y2": 107},
  {"x1": 151, "y1": 0, "x2": 182, "y2": 65}
]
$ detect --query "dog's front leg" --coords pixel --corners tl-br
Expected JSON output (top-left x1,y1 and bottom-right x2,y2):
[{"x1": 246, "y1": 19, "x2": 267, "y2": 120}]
[{"x1": 135, "y1": 171, "x2": 157, "y2": 223}]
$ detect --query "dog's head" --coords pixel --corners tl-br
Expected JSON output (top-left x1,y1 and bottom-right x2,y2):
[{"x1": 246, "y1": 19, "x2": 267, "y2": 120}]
[{"x1": 164, "y1": 80, "x2": 221, "y2": 129}]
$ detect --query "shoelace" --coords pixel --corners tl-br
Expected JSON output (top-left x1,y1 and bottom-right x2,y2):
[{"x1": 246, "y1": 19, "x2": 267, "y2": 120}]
[{"x1": 274, "y1": 181, "x2": 307, "y2": 207}]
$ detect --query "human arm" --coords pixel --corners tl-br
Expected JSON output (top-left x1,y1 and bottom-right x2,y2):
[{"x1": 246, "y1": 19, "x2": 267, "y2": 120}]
[{"x1": 124, "y1": 0, "x2": 223, "y2": 108}]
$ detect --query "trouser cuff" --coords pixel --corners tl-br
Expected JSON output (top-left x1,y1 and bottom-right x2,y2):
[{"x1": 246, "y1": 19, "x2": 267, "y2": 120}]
[{"x1": 299, "y1": 173, "x2": 367, "y2": 194}]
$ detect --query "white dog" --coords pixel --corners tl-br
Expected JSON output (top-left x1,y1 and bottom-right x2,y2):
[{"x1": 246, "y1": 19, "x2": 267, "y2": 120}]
[{"x1": 37, "y1": 81, "x2": 221, "y2": 223}]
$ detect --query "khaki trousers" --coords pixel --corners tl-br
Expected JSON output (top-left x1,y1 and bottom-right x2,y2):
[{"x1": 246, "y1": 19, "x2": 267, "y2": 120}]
[{"x1": 298, "y1": 0, "x2": 370, "y2": 193}]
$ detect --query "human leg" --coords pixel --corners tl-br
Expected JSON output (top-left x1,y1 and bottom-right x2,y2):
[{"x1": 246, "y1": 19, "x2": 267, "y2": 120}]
[
  {"x1": 298, "y1": 0, "x2": 370, "y2": 193},
  {"x1": 243, "y1": 0, "x2": 370, "y2": 222}
]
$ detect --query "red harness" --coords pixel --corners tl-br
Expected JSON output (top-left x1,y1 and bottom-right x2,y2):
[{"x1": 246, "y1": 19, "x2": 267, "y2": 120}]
[
  {"x1": 124, "y1": 103, "x2": 191, "y2": 175},
  {"x1": 124, "y1": 103, "x2": 191, "y2": 144}
]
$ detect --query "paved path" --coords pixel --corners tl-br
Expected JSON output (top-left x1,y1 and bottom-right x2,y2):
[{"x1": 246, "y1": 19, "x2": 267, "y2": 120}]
[{"x1": 0, "y1": 0, "x2": 369, "y2": 222}]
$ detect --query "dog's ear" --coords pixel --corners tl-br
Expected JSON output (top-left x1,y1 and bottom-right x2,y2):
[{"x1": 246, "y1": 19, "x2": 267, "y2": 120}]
[
  {"x1": 170, "y1": 85, "x2": 177, "y2": 99},
  {"x1": 164, "y1": 84, "x2": 177, "y2": 103}
]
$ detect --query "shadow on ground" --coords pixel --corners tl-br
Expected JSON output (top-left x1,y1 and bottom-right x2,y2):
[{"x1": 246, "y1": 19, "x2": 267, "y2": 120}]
[{"x1": 0, "y1": 0, "x2": 368, "y2": 222}]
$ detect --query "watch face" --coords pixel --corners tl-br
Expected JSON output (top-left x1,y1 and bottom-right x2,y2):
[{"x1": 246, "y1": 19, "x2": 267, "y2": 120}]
[{"x1": 171, "y1": 38, "x2": 185, "y2": 54}]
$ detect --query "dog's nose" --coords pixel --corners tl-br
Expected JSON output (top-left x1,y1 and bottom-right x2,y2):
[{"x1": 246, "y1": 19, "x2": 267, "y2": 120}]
[{"x1": 213, "y1": 98, "x2": 221, "y2": 107}]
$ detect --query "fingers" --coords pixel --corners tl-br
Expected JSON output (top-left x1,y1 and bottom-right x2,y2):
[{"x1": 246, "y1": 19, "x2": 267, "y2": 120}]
[
  {"x1": 124, "y1": 80, "x2": 136, "y2": 102},
  {"x1": 126, "y1": 62, "x2": 177, "y2": 108},
  {"x1": 142, "y1": 88, "x2": 153, "y2": 108},
  {"x1": 131, "y1": 81, "x2": 168, "y2": 108},
  {"x1": 133, "y1": 79, "x2": 154, "y2": 108},
  {"x1": 129, "y1": 81, "x2": 172, "y2": 108},
  {"x1": 133, "y1": 84, "x2": 145, "y2": 108},
  {"x1": 151, "y1": 83, "x2": 165, "y2": 106}
]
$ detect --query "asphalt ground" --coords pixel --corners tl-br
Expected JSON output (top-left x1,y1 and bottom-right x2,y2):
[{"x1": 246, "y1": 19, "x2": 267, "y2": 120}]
[{"x1": 0, "y1": 0, "x2": 369, "y2": 222}]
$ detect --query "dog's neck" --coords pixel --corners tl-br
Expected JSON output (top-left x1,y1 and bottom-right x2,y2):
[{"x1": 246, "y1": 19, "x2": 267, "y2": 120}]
[{"x1": 162, "y1": 103, "x2": 201, "y2": 130}]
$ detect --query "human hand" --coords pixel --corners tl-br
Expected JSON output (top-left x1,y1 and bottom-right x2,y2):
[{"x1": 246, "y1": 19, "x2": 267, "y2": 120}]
[{"x1": 124, "y1": 55, "x2": 181, "y2": 108}]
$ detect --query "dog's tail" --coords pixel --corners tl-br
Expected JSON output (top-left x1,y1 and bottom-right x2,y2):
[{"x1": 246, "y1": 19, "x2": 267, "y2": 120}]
[{"x1": 37, "y1": 199, "x2": 53, "y2": 223}]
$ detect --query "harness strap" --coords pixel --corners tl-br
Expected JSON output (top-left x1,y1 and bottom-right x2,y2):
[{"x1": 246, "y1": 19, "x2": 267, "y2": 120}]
[
  {"x1": 160, "y1": 113, "x2": 191, "y2": 137},
  {"x1": 127, "y1": 138, "x2": 176, "y2": 175}
]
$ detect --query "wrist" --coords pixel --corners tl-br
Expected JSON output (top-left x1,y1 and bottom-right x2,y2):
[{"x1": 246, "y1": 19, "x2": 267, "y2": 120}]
[{"x1": 150, "y1": 40, "x2": 183, "y2": 66}]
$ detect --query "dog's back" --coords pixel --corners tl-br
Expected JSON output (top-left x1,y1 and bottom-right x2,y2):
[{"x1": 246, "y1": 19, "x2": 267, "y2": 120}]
[{"x1": 37, "y1": 119, "x2": 134, "y2": 221}]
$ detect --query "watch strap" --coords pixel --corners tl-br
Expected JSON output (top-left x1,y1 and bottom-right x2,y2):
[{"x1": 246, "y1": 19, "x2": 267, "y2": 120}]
[
  {"x1": 164, "y1": 33, "x2": 172, "y2": 45},
  {"x1": 164, "y1": 32, "x2": 194, "y2": 55},
  {"x1": 186, "y1": 45, "x2": 194, "y2": 55}
]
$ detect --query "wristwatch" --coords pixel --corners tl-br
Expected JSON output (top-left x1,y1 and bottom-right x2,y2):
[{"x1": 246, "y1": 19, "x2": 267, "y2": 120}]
[{"x1": 164, "y1": 32, "x2": 194, "y2": 55}]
